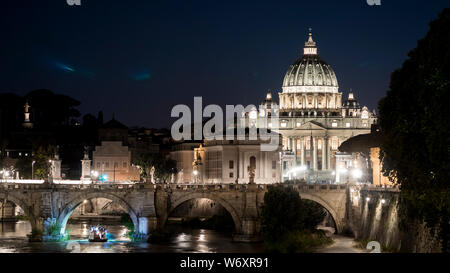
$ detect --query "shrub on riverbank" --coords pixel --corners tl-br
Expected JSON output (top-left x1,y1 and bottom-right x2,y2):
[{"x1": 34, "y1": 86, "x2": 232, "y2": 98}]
[
  {"x1": 264, "y1": 230, "x2": 332, "y2": 253},
  {"x1": 261, "y1": 186, "x2": 332, "y2": 253}
]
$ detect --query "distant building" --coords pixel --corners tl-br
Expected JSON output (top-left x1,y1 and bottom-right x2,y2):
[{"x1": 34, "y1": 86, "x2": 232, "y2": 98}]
[
  {"x1": 370, "y1": 147, "x2": 395, "y2": 187},
  {"x1": 170, "y1": 129, "x2": 282, "y2": 184},
  {"x1": 338, "y1": 125, "x2": 395, "y2": 186},
  {"x1": 170, "y1": 141, "x2": 202, "y2": 183},
  {"x1": 93, "y1": 118, "x2": 139, "y2": 182},
  {"x1": 127, "y1": 127, "x2": 159, "y2": 162},
  {"x1": 92, "y1": 141, "x2": 139, "y2": 182},
  {"x1": 256, "y1": 30, "x2": 377, "y2": 182}
]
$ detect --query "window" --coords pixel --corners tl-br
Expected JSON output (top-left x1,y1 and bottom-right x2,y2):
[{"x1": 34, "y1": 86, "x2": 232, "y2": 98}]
[
  {"x1": 114, "y1": 162, "x2": 119, "y2": 168},
  {"x1": 332, "y1": 138, "x2": 339, "y2": 150},
  {"x1": 229, "y1": 172, "x2": 233, "y2": 178},
  {"x1": 229, "y1": 160, "x2": 234, "y2": 169},
  {"x1": 250, "y1": 156, "x2": 256, "y2": 170},
  {"x1": 332, "y1": 122, "x2": 338, "y2": 128},
  {"x1": 123, "y1": 162, "x2": 127, "y2": 168},
  {"x1": 272, "y1": 161, "x2": 277, "y2": 169},
  {"x1": 346, "y1": 122, "x2": 351, "y2": 128},
  {"x1": 105, "y1": 162, "x2": 110, "y2": 168},
  {"x1": 97, "y1": 162, "x2": 100, "y2": 168}
]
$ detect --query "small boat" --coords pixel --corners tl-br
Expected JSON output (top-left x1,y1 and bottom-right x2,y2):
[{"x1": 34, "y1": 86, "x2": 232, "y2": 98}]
[{"x1": 88, "y1": 226, "x2": 108, "y2": 242}]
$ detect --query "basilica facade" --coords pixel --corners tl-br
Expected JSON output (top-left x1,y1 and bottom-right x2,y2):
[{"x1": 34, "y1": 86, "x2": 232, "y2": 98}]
[{"x1": 259, "y1": 30, "x2": 377, "y2": 182}]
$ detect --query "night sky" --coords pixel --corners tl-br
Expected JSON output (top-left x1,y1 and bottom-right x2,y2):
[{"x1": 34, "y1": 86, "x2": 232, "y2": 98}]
[{"x1": 0, "y1": 0, "x2": 448, "y2": 128}]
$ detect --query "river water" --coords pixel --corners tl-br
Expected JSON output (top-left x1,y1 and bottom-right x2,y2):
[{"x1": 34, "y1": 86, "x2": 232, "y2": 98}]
[
  {"x1": 0, "y1": 221, "x2": 265, "y2": 253},
  {"x1": 0, "y1": 221, "x2": 363, "y2": 253}
]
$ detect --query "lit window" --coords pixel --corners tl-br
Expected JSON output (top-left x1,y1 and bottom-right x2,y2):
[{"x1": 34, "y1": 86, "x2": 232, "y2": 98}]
[
  {"x1": 332, "y1": 122, "x2": 338, "y2": 128},
  {"x1": 296, "y1": 122, "x2": 301, "y2": 127},
  {"x1": 281, "y1": 121, "x2": 287, "y2": 128},
  {"x1": 332, "y1": 138, "x2": 338, "y2": 150},
  {"x1": 346, "y1": 122, "x2": 350, "y2": 128}
]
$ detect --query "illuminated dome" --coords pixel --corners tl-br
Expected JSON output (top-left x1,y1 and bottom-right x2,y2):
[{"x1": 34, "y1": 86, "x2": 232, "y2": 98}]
[{"x1": 282, "y1": 29, "x2": 339, "y2": 93}]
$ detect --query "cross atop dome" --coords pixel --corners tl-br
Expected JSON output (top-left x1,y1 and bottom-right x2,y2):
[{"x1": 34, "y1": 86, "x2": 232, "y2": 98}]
[{"x1": 304, "y1": 28, "x2": 317, "y2": 55}]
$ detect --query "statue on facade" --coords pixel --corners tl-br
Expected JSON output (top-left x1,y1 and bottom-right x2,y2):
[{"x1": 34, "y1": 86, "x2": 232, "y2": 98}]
[{"x1": 247, "y1": 165, "x2": 255, "y2": 184}]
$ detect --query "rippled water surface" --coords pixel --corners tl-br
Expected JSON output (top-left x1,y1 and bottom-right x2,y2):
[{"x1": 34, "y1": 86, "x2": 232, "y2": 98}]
[{"x1": 0, "y1": 221, "x2": 265, "y2": 253}]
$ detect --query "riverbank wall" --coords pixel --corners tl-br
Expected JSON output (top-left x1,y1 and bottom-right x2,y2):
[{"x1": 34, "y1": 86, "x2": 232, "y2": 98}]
[{"x1": 347, "y1": 187, "x2": 442, "y2": 252}]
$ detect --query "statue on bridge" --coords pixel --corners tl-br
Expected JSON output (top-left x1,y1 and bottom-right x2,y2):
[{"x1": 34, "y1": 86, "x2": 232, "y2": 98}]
[{"x1": 150, "y1": 166, "x2": 155, "y2": 184}]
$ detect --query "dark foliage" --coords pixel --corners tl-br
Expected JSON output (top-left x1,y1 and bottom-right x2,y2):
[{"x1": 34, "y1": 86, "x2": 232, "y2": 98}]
[{"x1": 378, "y1": 9, "x2": 450, "y2": 252}]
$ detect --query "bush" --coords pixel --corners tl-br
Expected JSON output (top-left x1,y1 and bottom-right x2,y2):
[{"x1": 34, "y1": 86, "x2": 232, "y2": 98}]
[
  {"x1": 261, "y1": 185, "x2": 332, "y2": 252},
  {"x1": 264, "y1": 230, "x2": 332, "y2": 253}
]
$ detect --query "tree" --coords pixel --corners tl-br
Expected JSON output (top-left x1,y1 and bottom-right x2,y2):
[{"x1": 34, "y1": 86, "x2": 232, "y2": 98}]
[
  {"x1": 261, "y1": 186, "x2": 329, "y2": 253},
  {"x1": 32, "y1": 145, "x2": 53, "y2": 180},
  {"x1": 261, "y1": 186, "x2": 304, "y2": 243},
  {"x1": 135, "y1": 153, "x2": 177, "y2": 183},
  {"x1": 378, "y1": 9, "x2": 450, "y2": 252}
]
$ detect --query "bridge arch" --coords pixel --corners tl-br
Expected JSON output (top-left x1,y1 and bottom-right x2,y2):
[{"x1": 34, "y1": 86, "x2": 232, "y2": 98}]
[
  {"x1": 57, "y1": 192, "x2": 139, "y2": 235},
  {"x1": 0, "y1": 192, "x2": 38, "y2": 230},
  {"x1": 298, "y1": 192, "x2": 343, "y2": 233},
  {"x1": 165, "y1": 192, "x2": 242, "y2": 233}
]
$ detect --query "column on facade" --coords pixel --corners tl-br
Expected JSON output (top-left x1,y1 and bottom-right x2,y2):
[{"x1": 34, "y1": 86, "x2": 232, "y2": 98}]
[
  {"x1": 239, "y1": 151, "x2": 244, "y2": 180},
  {"x1": 313, "y1": 137, "x2": 318, "y2": 171},
  {"x1": 327, "y1": 137, "x2": 332, "y2": 170},
  {"x1": 293, "y1": 137, "x2": 297, "y2": 164},
  {"x1": 300, "y1": 136, "x2": 305, "y2": 166},
  {"x1": 322, "y1": 136, "x2": 327, "y2": 171}
]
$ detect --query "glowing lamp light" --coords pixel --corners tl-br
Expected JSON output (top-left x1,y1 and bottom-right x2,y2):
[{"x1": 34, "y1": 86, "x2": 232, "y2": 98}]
[
  {"x1": 99, "y1": 174, "x2": 108, "y2": 182},
  {"x1": 366, "y1": 197, "x2": 370, "y2": 202},
  {"x1": 193, "y1": 170, "x2": 199, "y2": 176},
  {"x1": 83, "y1": 200, "x2": 87, "y2": 204},
  {"x1": 381, "y1": 199, "x2": 386, "y2": 204},
  {"x1": 352, "y1": 169, "x2": 363, "y2": 179}
]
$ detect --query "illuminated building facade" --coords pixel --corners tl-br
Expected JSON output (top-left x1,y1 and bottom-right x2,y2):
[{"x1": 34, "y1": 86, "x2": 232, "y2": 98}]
[{"x1": 259, "y1": 30, "x2": 377, "y2": 182}]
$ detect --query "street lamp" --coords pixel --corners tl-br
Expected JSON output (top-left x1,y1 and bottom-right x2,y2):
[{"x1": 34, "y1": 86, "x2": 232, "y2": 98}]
[
  {"x1": 32, "y1": 160, "x2": 36, "y2": 180},
  {"x1": 193, "y1": 169, "x2": 199, "y2": 183},
  {"x1": 352, "y1": 168, "x2": 363, "y2": 182}
]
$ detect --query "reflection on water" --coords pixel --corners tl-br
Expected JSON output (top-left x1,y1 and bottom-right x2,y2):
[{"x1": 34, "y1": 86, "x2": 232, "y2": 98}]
[{"x1": 0, "y1": 221, "x2": 265, "y2": 253}]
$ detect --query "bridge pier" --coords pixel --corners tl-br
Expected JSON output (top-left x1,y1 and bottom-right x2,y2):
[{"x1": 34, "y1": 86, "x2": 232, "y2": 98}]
[
  {"x1": 138, "y1": 216, "x2": 158, "y2": 235},
  {"x1": 233, "y1": 218, "x2": 262, "y2": 242}
]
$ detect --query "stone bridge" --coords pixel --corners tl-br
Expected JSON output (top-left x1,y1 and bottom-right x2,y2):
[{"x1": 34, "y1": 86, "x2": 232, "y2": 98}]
[{"x1": 0, "y1": 182, "x2": 350, "y2": 241}]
